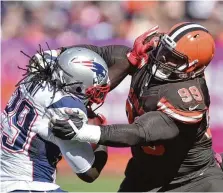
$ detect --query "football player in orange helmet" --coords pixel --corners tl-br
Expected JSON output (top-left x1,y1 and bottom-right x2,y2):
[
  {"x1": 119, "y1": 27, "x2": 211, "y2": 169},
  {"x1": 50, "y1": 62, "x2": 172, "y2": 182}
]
[
  {"x1": 50, "y1": 22, "x2": 223, "y2": 191},
  {"x1": 149, "y1": 22, "x2": 215, "y2": 82}
]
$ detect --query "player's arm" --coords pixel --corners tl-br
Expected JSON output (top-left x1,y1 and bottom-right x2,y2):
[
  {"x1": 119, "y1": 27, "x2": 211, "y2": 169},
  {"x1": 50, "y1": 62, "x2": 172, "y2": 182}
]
[
  {"x1": 54, "y1": 137, "x2": 107, "y2": 183},
  {"x1": 29, "y1": 45, "x2": 131, "y2": 91},
  {"x1": 49, "y1": 122, "x2": 107, "y2": 183},
  {"x1": 62, "y1": 84, "x2": 206, "y2": 147},
  {"x1": 64, "y1": 44, "x2": 133, "y2": 91},
  {"x1": 30, "y1": 26, "x2": 158, "y2": 91},
  {"x1": 99, "y1": 111, "x2": 181, "y2": 147},
  {"x1": 77, "y1": 145, "x2": 107, "y2": 183},
  {"x1": 50, "y1": 110, "x2": 180, "y2": 147},
  {"x1": 37, "y1": 95, "x2": 107, "y2": 183},
  {"x1": 76, "y1": 112, "x2": 108, "y2": 183},
  {"x1": 64, "y1": 26, "x2": 159, "y2": 90},
  {"x1": 30, "y1": 26, "x2": 159, "y2": 90}
]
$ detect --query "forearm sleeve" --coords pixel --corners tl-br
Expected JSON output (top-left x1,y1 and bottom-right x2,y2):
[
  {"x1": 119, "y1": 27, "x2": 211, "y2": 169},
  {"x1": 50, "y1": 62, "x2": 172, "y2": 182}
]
[
  {"x1": 55, "y1": 138, "x2": 95, "y2": 174},
  {"x1": 99, "y1": 111, "x2": 179, "y2": 147}
]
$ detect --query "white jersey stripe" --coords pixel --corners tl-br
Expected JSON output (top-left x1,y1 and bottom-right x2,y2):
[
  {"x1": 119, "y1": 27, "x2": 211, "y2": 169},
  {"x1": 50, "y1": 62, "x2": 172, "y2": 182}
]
[{"x1": 158, "y1": 102, "x2": 203, "y2": 123}]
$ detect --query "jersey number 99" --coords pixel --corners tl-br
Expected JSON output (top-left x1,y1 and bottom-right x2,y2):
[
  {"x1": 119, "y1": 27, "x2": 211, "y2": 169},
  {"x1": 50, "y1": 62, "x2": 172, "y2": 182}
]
[{"x1": 177, "y1": 86, "x2": 202, "y2": 103}]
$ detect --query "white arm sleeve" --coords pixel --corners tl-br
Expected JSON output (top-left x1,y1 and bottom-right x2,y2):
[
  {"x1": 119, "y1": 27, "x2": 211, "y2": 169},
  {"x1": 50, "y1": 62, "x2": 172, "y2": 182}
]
[
  {"x1": 32, "y1": 90, "x2": 96, "y2": 174},
  {"x1": 55, "y1": 137, "x2": 95, "y2": 174},
  {"x1": 35, "y1": 120, "x2": 95, "y2": 174}
]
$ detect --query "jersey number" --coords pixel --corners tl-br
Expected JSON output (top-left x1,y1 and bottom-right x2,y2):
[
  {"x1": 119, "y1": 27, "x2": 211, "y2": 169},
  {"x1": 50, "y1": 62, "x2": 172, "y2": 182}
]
[
  {"x1": 178, "y1": 86, "x2": 202, "y2": 103},
  {"x1": 1, "y1": 89, "x2": 38, "y2": 153}
]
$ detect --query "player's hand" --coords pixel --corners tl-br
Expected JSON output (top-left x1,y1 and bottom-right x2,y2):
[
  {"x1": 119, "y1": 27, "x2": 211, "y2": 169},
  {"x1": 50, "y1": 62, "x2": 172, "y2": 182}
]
[
  {"x1": 50, "y1": 108, "x2": 106, "y2": 142},
  {"x1": 127, "y1": 25, "x2": 159, "y2": 69},
  {"x1": 86, "y1": 107, "x2": 107, "y2": 149},
  {"x1": 93, "y1": 113, "x2": 107, "y2": 125},
  {"x1": 50, "y1": 109, "x2": 85, "y2": 140},
  {"x1": 87, "y1": 106, "x2": 107, "y2": 125}
]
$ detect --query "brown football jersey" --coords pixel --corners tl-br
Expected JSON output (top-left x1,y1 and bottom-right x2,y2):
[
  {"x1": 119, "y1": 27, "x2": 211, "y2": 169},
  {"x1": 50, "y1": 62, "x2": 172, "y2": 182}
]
[{"x1": 125, "y1": 65, "x2": 213, "y2": 186}]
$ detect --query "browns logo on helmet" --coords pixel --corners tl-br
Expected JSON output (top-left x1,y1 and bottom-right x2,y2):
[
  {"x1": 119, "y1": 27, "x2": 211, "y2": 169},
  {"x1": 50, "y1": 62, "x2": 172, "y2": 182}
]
[{"x1": 149, "y1": 22, "x2": 215, "y2": 82}]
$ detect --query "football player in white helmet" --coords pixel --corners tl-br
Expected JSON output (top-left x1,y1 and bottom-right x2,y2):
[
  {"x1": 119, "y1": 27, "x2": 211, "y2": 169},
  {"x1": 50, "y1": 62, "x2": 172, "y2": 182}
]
[{"x1": 0, "y1": 46, "x2": 109, "y2": 192}]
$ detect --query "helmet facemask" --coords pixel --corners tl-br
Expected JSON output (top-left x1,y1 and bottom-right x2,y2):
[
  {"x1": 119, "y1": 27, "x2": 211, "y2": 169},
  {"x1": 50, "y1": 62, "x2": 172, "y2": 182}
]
[
  {"x1": 84, "y1": 65, "x2": 110, "y2": 106},
  {"x1": 56, "y1": 66, "x2": 110, "y2": 106},
  {"x1": 149, "y1": 34, "x2": 198, "y2": 82},
  {"x1": 86, "y1": 83, "x2": 110, "y2": 105}
]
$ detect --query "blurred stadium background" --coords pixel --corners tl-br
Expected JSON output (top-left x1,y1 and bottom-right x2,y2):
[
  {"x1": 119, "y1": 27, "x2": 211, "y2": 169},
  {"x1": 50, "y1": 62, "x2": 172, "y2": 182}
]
[{"x1": 1, "y1": 1, "x2": 223, "y2": 191}]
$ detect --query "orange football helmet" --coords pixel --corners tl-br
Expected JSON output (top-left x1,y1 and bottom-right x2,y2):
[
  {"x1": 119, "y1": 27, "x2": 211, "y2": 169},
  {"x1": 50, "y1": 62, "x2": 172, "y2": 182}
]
[{"x1": 150, "y1": 22, "x2": 215, "y2": 81}]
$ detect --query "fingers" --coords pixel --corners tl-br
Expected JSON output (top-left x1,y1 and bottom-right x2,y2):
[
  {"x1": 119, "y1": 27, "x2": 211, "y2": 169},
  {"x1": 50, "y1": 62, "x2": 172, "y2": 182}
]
[
  {"x1": 96, "y1": 113, "x2": 107, "y2": 125},
  {"x1": 65, "y1": 108, "x2": 76, "y2": 115},
  {"x1": 64, "y1": 108, "x2": 85, "y2": 119},
  {"x1": 51, "y1": 126, "x2": 66, "y2": 133},
  {"x1": 138, "y1": 25, "x2": 159, "y2": 40},
  {"x1": 50, "y1": 118, "x2": 67, "y2": 126},
  {"x1": 68, "y1": 119, "x2": 79, "y2": 133},
  {"x1": 142, "y1": 40, "x2": 155, "y2": 52},
  {"x1": 144, "y1": 25, "x2": 159, "y2": 38},
  {"x1": 52, "y1": 126, "x2": 73, "y2": 140}
]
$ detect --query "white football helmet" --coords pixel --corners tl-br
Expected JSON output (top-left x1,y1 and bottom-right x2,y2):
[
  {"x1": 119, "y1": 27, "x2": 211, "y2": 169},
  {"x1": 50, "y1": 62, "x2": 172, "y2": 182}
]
[{"x1": 55, "y1": 47, "x2": 110, "y2": 105}]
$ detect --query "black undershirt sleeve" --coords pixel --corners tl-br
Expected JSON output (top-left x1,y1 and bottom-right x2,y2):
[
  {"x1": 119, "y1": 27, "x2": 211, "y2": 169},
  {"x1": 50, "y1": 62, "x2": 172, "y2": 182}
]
[
  {"x1": 99, "y1": 111, "x2": 180, "y2": 147},
  {"x1": 62, "y1": 45, "x2": 135, "y2": 91}
]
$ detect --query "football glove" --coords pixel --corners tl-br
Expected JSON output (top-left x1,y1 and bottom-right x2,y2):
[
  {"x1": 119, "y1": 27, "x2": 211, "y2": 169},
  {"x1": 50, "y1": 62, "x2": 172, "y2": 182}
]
[
  {"x1": 49, "y1": 108, "x2": 85, "y2": 140},
  {"x1": 87, "y1": 106, "x2": 107, "y2": 125},
  {"x1": 127, "y1": 25, "x2": 159, "y2": 69},
  {"x1": 50, "y1": 108, "x2": 105, "y2": 143}
]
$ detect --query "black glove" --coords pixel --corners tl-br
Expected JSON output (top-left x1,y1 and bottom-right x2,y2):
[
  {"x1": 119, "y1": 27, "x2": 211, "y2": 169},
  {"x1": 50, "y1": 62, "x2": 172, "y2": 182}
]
[{"x1": 50, "y1": 109, "x2": 85, "y2": 140}]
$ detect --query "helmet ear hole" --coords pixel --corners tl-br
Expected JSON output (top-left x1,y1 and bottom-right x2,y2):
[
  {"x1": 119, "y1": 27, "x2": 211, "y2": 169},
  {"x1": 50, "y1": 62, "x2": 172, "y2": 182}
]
[
  {"x1": 76, "y1": 87, "x2": 82, "y2": 93},
  {"x1": 193, "y1": 34, "x2": 199, "y2": 38}
]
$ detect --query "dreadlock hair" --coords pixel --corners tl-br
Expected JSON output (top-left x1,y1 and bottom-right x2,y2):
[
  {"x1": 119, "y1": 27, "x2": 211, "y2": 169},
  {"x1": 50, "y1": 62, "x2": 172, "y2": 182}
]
[
  {"x1": 17, "y1": 43, "x2": 89, "y2": 102},
  {"x1": 17, "y1": 43, "x2": 62, "y2": 100}
]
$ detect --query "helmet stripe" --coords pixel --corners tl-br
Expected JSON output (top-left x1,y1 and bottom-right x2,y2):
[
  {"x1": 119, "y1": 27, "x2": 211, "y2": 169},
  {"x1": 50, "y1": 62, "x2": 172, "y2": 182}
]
[
  {"x1": 169, "y1": 22, "x2": 196, "y2": 36},
  {"x1": 170, "y1": 24, "x2": 208, "y2": 42},
  {"x1": 174, "y1": 27, "x2": 208, "y2": 42}
]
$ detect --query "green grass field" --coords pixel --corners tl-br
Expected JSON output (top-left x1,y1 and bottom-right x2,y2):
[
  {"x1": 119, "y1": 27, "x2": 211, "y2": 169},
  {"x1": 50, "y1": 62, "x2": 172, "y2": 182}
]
[
  {"x1": 56, "y1": 174, "x2": 124, "y2": 192},
  {"x1": 56, "y1": 150, "x2": 130, "y2": 191}
]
